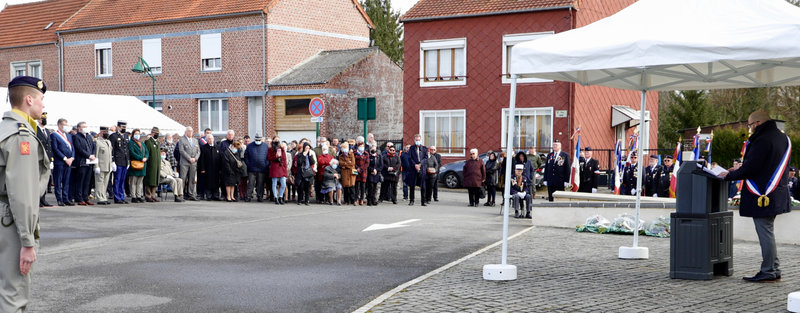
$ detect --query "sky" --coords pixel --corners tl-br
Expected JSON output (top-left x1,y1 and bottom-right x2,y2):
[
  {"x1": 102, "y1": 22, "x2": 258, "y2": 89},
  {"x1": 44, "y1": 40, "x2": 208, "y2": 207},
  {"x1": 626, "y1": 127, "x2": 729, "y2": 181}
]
[{"x1": 0, "y1": 0, "x2": 420, "y2": 14}]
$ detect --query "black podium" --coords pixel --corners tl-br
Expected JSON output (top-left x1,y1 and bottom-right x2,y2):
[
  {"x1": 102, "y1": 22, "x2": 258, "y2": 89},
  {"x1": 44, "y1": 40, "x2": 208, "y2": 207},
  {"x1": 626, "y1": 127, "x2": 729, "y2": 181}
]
[{"x1": 670, "y1": 161, "x2": 734, "y2": 280}]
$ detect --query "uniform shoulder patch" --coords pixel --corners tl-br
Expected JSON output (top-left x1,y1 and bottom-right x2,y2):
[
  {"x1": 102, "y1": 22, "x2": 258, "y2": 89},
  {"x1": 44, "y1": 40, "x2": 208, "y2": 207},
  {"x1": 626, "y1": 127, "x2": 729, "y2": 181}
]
[{"x1": 20, "y1": 142, "x2": 30, "y2": 155}]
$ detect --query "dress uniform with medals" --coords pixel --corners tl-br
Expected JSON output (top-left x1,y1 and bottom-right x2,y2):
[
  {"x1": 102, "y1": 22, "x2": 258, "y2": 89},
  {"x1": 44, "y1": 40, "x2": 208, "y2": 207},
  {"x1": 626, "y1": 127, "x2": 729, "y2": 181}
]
[
  {"x1": 621, "y1": 152, "x2": 640, "y2": 196},
  {"x1": 108, "y1": 121, "x2": 129, "y2": 203},
  {"x1": 577, "y1": 147, "x2": 600, "y2": 193},
  {"x1": 645, "y1": 155, "x2": 663, "y2": 197},
  {"x1": 544, "y1": 140, "x2": 571, "y2": 201},
  {"x1": 658, "y1": 155, "x2": 674, "y2": 198},
  {"x1": 0, "y1": 76, "x2": 51, "y2": 312}
]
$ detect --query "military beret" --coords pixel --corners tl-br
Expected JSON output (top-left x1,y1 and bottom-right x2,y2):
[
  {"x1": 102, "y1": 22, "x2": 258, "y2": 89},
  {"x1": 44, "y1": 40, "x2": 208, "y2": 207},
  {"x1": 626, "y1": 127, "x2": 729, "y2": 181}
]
[
  {"x1": 584, "y1": 146, "x2": 592, "y2": 151},
  {"x1": 553, "y1": 139, "x2": 561, "y2": 143},
  {"x1": 650, "y1": 154, "x2": 659, "y2": 159},
  {"x1": 664, "y1": 155, "x2": 673, "y2": 160},
  {"x1": 151, "y1": 126, "x2": 159, "y2": 133},
  {"x1": 8, "y1": 76, "x2": 46, "y2": 94},
  {"x1": 630, "y1": 151, "x2": 638, "y2": 157},
  {"x1": 100, "y1": 126, "x2": 109, "y2": 131},
  {"x1": 789, "y1": 166, "x2": 796, "y2": 172}
]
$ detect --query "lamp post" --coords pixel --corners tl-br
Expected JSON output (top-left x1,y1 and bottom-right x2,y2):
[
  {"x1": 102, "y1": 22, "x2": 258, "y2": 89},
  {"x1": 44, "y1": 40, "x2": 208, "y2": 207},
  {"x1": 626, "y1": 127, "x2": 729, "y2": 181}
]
[{"x1": 131, "y1": 57, "x2": 156, "y2": 109}]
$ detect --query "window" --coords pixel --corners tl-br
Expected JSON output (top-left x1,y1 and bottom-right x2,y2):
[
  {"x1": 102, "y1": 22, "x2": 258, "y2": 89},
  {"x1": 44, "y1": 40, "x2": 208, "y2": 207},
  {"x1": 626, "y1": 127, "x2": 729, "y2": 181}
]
[
  {"x1": 419, "y1": 38, "x2": 466, "y2": 87},
  {"x1": 146, "y1": 100, "x2": 163, "y2": 112},
  {"x1": 199, "y1": 99, "x2": 229, "y2": 134},
  {"x1": 285, "y1": 98, "x2": 310, "y2": 115},
  {"x1": 95, "y1": 43, "x2": 112, "y2": 77},
  {"x1": 142, "y1": 38, "x2": 162, "y2": 74},
  {"x1": 419, "y1": 110, "x2": 466, "y2": 156},
  {"x1": 201, "y1": 33, "x2": 222, "y2": 71},
  {"x1": 502, "y1": 32, "x2": 554, "y2": 84},
  {"x1": 10, "y1": 61, "x2": 41, "y2": 79},
  {"x1": 501, "y1": 108, "x2": 553, "y2": 152}
]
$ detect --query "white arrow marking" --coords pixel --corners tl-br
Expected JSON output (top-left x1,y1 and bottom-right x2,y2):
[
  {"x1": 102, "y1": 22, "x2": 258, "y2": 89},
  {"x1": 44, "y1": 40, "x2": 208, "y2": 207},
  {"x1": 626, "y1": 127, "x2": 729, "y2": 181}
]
[{"x1": 362, "y1": 219, "x2": 421, "y2": 232}]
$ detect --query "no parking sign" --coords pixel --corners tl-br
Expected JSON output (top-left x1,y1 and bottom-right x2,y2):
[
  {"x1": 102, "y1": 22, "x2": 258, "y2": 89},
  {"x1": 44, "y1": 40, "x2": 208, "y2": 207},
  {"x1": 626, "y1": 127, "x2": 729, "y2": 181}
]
[{"x1": 309, "y1": 98, "x2": 325, "y2": 117}]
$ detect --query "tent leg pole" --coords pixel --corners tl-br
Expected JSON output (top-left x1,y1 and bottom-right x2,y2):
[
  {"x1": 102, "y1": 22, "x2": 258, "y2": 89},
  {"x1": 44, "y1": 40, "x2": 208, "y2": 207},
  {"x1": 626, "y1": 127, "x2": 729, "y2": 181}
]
[
  {"x1": 619, "y1": 89, "x2": 649, "y2": 259},
  {"x1": 483, "y1": 75, "x2": 518, "y2": 280}
]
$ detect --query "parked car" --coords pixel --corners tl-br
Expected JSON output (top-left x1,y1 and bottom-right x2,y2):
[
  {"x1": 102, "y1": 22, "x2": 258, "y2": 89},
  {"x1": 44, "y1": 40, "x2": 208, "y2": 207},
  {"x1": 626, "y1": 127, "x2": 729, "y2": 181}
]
[{"x1": 438, "y1": 152, "x2": 545, "y2": 189}]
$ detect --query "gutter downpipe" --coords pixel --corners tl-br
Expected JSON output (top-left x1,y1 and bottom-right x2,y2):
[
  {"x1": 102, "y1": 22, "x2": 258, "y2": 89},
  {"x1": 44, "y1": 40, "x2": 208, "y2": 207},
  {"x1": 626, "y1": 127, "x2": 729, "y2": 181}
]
[{"x1": 57, "y1": 33, "x2": 65, "y2": 91}]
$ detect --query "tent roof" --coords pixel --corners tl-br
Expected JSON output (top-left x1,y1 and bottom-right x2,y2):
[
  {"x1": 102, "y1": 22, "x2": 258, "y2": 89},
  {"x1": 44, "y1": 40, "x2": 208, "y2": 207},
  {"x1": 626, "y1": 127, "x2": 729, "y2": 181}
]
[
  {"x1": 0, "y1": 88, "x2": 185, "y2": 134},
  {"x1": 510, "y1": 0, "x2": 800, "y2": 91}
]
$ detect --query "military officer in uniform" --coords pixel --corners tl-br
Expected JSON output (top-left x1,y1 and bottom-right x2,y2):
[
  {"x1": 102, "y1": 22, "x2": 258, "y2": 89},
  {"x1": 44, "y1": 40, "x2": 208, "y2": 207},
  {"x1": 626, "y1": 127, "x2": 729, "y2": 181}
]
[
  {"x1": 657, "y1": 155, "x2": 674, "y2": 198},
  {"x1": 0, "y1": 76, "x2": 50, "y2": 312},
  {"x1": 621, "y1": 152, "x2": 640, "y2": 196},
  {"x1": 577, "y1": 147, "x2": 600, "y2": 193},
  {"x1": 94, "y1": 127, "x2": 114, "y2": 205},
  {"x1": 37, "y1": 112, "x2": 54, "y2": 207},
  {"x1": 644, "y1": 155, "x2": 663, "y2": 197},
  {"x1": 108, "y1": 121, "x2": 129, "y2": 204},
  {"x1": 544, "y1": 139, "x2": 571, "y2": 201}
]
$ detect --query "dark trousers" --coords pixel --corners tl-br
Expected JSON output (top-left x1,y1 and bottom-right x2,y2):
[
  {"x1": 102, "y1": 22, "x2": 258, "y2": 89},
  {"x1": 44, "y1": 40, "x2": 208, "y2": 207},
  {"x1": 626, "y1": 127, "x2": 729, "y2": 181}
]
[
  {"x1": 367, "y1": 182, "x2": 378, "y2": 204},
  {"x1": 107, "y1": 171, "x2": 114, "y2": 200},
  {"x1": 486, "y1": 184, "x2": 497, "y2": 204},
  {"x1": 78, "y1": 166, "x2": 91, "y2": 202},
  {"x1": 425, "y1": 175, "x2": 437, "y2": 202},
  {"x1": 197, "y1": 173, "x2": 206, "y2": 199},
  {"x1": 69, "y1": 167, "x2": 79, "y2": 201},
  {"x1": 467, "y1": 187, "x2": 481, "y2": 205},
  {"x1": 343, "y1": 186, "x2": 354, "y2": 204},
  {"x1": 356, "y1": 181, "x2": 366, "y2": 201},
  {"x1": 409, "y1": 175, "x2": 425, "y2": 203},
  {"x1": 753, "y1": 216, "x2": 780, "y2": 277},
  {"x1": 547, "y1": 184, "x2": 564, "y2": 202},
  {"x1": 315, "y1": 179, "x2": 323, "y2": 202},
  {"x1": 247, "y1": 172, "x2": 266, "y2": 200},
  {"x1": 402, "y1": 172, "x2": 408, "y2": 199},
  {"x1": 379, "y1": 179, "x2": 389, "y2": 201},
  {"x1": 113, "y1": 166, "x2": 128, "y2": 201},
  {"x1": 53, "y1": 163, "x2": 71, "y2": 203},
  {"x1": 297, "y1": 179, "x2": 311, "y2": 204},
  {"x1": 385, "y1": 181, "x2": 397, "y2": 202},
  {"x1": 238, "y1": 177, "x2": 248, "y2": 199}
]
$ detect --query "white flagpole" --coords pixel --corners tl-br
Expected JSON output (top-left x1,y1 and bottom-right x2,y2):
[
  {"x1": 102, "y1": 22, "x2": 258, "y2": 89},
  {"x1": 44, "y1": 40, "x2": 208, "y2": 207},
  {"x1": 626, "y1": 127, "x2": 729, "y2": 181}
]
[{"x1": 619, "y1": 70, "x2": 649, "y2": 260}]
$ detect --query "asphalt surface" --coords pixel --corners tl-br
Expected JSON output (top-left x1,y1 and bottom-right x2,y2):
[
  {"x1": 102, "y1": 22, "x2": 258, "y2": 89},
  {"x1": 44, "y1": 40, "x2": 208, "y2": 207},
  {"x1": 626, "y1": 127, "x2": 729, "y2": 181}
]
[{"x1": 29, "y1": 189, "x2": 531, "y2": 312}]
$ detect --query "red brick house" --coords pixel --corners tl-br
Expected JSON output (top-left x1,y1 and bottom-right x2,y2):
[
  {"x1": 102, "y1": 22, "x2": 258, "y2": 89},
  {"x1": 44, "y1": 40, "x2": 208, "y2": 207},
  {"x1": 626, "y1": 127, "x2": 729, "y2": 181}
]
[
  {"x1": 51, "y1": 0, "x2": 392, "y2": 140},
  {"x1": 0, "y1": 0, "x2": 89, "y2": 90},
  {"x1": 401, "y1": 0, "x2": 658, "y2": 163}
]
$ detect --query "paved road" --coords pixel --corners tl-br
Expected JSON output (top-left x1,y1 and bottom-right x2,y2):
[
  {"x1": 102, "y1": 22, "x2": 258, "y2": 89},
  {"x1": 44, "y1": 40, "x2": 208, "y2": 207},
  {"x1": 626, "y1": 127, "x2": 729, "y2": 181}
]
[{"x1": 30, "y1": 190, "x2": 530, "y2": 312}]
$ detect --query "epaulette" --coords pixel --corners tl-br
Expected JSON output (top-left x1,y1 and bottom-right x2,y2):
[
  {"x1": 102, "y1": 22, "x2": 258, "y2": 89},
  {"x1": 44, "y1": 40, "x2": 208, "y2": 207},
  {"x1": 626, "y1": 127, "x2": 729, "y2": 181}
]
[{"x1": 17, "y1": 123, "x2": 33, "y2": 134}]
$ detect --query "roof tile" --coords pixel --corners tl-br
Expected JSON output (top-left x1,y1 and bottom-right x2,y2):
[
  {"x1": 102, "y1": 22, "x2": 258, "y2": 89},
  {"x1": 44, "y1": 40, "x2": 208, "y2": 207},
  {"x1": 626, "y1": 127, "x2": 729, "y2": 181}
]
[
  {"x1": 269, "y1": 47, "x2": 379, "y2": 86},
  {"x1": 0, "y1": 0, "x2": 90, "y2": 48},
  {"x1": 401, "y1": 0, "x2": 575, "y2": 21}
]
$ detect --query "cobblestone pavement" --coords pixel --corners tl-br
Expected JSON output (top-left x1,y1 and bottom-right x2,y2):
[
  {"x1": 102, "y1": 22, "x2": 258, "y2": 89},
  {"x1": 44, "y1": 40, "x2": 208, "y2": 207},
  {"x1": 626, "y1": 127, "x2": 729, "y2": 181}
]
[{"x1": 366, "y1": 226, "x2": 799, "y2": 312}]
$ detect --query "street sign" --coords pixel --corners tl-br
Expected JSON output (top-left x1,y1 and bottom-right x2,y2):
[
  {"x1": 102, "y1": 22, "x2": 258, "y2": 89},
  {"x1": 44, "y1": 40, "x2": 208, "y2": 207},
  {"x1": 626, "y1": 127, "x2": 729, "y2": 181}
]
[
  {"x1": 309, "y1": 98, "x2": 325, "y2": 117},
  {"x1": 357, "y1": 97, "x2": 376, "y2": 120},
  {"x1": 310, "y1": 116, "x2": 324, "y2": 123},
  {"x1": 555, "y1": 110, "x2": 568, "y2": 118}
]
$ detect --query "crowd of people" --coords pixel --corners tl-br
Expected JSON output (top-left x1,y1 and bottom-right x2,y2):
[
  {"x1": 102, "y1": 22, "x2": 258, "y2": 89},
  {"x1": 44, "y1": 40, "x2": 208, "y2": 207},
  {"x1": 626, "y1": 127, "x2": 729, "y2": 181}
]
[{"x1": 39, "y1": 121, "x2": 452, "y2": 208}]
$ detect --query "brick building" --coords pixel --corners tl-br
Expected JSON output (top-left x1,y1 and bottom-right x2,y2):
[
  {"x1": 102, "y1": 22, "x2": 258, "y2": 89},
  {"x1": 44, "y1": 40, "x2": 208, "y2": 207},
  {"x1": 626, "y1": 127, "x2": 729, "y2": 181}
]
[
  {"x1": 38, "y1": 0, "x2": 396, "y2": 139},
  {"x1": 401, "y1": 0, "x2": 658, "y2": 162},
  {"x1": 0, "y1": 0, "x2": 89, "y2": 90}
]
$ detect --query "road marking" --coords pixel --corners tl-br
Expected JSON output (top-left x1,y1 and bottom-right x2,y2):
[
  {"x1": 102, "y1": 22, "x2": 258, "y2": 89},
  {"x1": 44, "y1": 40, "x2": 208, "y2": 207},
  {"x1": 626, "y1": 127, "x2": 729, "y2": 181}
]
[
  {"x1": 352, "y1": 225, "x2": 535, "y2": 313},
  {"x1": 361, "y1": 219, "x2": 421, "y2": 232}
]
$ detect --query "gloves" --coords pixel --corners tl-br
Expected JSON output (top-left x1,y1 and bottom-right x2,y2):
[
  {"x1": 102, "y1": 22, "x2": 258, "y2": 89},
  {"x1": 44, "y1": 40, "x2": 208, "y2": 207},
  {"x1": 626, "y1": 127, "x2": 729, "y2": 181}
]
[
  {"x1": 564, "y1": 182, "x2": 569, "y2": 188},
  {"x1": 591, "y1": 188, "x2": 597, "y2": 193},
  {"x1": 174, "y1": 172, "x2": 179, "y2": 178},
  {"x1": 517, "y1": 192, "x2": 526, "y2": 198},
  {"x1": 49, "y1": 163, "x2": 54, "y2": 170},
  {"x1": 653, "y1": 193, "x2": 658, "y2": 198},
  {"x1": 631, "y1": 189, "x2": 637, "y2": 195},
  {"x1": 543, "y1": 181, "x2": 548, "y2": 186},
  {"x1": 94, "y1": 167, "x2": 101, "y2": 174},
  {"x1": 112, "y1": 164, "x2": 117, "y2": 172}
]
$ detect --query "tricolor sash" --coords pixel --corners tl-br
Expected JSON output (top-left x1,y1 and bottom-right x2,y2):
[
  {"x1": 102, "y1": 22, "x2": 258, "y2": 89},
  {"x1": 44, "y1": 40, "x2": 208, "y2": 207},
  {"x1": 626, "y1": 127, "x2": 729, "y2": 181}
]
[{"x1": 744, "y1": 136, "x2": 792, "y2": 207}]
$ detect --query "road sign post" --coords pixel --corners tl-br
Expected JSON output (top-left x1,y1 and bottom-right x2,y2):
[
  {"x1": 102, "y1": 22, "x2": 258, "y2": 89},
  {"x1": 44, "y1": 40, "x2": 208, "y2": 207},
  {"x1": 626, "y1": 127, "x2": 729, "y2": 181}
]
[
  {"x1": 309, "y1": 98, "x2": 325, "y2": 140},
  {"x1": 357, "y1": 97, "x2": 376, "y2": 139}
]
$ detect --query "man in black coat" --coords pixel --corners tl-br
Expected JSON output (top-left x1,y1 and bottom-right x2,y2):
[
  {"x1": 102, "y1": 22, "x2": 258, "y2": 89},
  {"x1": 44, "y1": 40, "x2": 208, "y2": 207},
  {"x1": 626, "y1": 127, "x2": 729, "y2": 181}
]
[
  {"x1": 37, "y1": 113, "x2": 54, "y2": 207},
  {"x1": 658, "y1": 155, "x2": 674, "y2": 198},
  {"x1": 720, "y1": 110, "x2": 791, "y2": 283},
  {"x1": 108, "y1": 121, "x2": 129, "y2": 203},
  {"x1": 405, "y1": 135, "x2": 428, "y2": 206},
  {"x1": 544, "y1": 140, "x2": 570, "y2": 201},
  {"x1": 644, "y1": 155, "x2": 663, "y2": 197},
  {"x1": 578, "y1": 146, "x2": 600, "y2": 193},
  {"x1": 621, "y1": 152, "x2": 640, "y2": 196},
  {"x1": 70, "y1": 122, "x2": 95, "y2": 205}
]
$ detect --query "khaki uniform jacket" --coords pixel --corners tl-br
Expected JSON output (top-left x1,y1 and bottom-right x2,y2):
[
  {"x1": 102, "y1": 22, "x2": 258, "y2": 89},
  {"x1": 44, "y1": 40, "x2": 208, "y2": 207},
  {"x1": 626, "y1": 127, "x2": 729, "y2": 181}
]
[{"x1": 94, "y1": 137, "x2": 113, "y2": 172}]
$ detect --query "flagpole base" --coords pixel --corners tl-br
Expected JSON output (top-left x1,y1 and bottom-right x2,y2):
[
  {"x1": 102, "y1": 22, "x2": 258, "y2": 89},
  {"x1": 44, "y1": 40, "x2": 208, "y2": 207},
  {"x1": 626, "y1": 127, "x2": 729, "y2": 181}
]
[
  {"x1": 483, "y1": 264, "x2": 517, "y2": 281},
  {"x1": 789, "y1": 291, "x2": 800, "y2": 312},
  {"x1": 618, "y1": 246, "x2": 649, "y2": 259}
]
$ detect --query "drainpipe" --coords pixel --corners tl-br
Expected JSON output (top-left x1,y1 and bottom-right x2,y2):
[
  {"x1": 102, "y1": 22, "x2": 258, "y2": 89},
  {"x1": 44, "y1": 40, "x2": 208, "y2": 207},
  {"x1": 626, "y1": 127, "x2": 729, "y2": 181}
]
[
  {"x1": 567, "y1": 6, "x2": 576, "y2": 148},
  {"x1": 262, "y1": 11, "x2": 268, "y2": 136},
  {"x1": 57, "y1": 33, "x2": 64, "y2": 91}
]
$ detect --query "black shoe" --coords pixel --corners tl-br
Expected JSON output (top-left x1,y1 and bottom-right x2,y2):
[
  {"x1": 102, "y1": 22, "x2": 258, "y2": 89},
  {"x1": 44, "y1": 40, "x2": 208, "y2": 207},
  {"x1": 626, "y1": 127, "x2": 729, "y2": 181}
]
[
  {"x1": 175, "y1": 198, "x2": 184, "y2": 202},
  {"x1": 483, "y1": 202, "x2": 491, "y2": 206},
  {"x1": 525, "y1": 213, "x2": 532, "y2": 219},
  {"x1": 514, "y1": 211, "x2": 520, "y2": 218},
  {"x1": 245, "y1": 198, "x2": 251, "y2": 202},
  {"x1": 743, "y1": 272, "x2": 780, "y2": 283},
  {"x1": 304, "y1": 202, "x2": 309, "y2": 206},
  {"x1": 257, "y1": 198, "x2": 263, "y2": 202},
  {"x1": 123, "y1": 199, "x2": 129, "y2": 204},
  {"x1": 58, "y1": 201, "x2": 65, "y2": 206},
  {"x1": 434, "y1": 198, "x2": 439, "y2": 202},
  {"x1": 408, "y1": 201, "x2": 414, "y2": 206},
  {"x1": 421, "y1": 202, "x2": 427, "y2": 206},
  {"x1": 64, "y1": 201, "x2": 75, "y2": 206},
  {"x1": 392, "y1": 201, "x2": 397, "y2": 204}
]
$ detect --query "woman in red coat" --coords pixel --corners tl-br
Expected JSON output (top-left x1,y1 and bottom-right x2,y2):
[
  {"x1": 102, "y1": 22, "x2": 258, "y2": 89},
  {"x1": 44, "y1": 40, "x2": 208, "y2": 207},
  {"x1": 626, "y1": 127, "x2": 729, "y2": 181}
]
[
  {"x1": 354, "y1": 142, "x2": 370, "y2": 205},
  {"x1": 463, "y1": 148, "x2": 486, "y2": 207},
  {"x1": 268, "y1": 137, "x2": 288, "y2": 204},
  {"x1": 315, "y1": 145, "x2": 334, "y2": 204}
]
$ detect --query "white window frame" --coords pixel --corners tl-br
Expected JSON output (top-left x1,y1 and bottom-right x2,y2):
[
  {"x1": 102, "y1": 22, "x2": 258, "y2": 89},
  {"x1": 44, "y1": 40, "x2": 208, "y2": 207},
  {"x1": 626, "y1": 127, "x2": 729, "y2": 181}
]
[
  {"x1": 502, "y1": 32, "x2": 554, "y2": 84},
  {"x1": 419, "y1": 109, "x2": 467, "y2": 157},
  {"x1": 500, "y1": 107, "x2": 554, "y2": 152},
  {"x1": 146, "y1": 100, "x2": 163, "y2": 112},
  {"x1": 10, "y1": 61, "x2": 28, "y2": 79},
  {"x1": 142, "y1": 38, "x2": 162, "y2": 74},
  {"x1": 200, "y1": 33, "x2": 222, "y2": 71},
  {"x1": 95, "y1": 42, "x2": 113, "y2": 77},
  {"x1": 198, "y1": 99, "x2": 229, "y2": 136},
  {"x1": 419, "y1": 38, "x2": 467, "y2": 87},
  {"x1": 27, "y1": 61, "x2": 41, "y2": 79}
]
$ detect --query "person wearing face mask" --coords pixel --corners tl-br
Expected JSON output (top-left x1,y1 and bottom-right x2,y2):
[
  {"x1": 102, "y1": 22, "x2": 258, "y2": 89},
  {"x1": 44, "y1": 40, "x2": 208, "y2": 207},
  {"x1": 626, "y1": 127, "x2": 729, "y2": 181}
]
[
  {"x1": 50, "y1": 118, "x2": 75, "y2": 206},
  {"x1": 338, "y1": 143, "x2": 357, "y2": 205},
  {"x1": 108, "y1": 121, "x2": 129, "y2": 204},
  {"x1": 221, "y1": 141, "x2": 244, "y2": 202},
  {"x1": 353, "y1": 142, "x2": 370, "y2": 205},
  {"x1": 244, "y1": 134, "x2": 268, "y2": 202},
  {"x1": 293, "y1": 142, "x2": 316, "y2": 205},
  {"x1": 162, "y1": 133, "x2": 178, "y2": 171},
  {"x1": 366, "y1": 147, "x2": 383, "y2": 206},
  {"x1": 158, "y1": 147, "x2": 184, "y2": 202},
  {"x1": 93, "y1": 126, "x2": 114, "y2": 205},
  {"x1": 70, "y1": 121, "x2": 95, "y2": 206},
  {"x1": 37, "y1": 112, "x2": 54, "y2": 208},
  {"x1": 143, "y1": 127, "x2": 162, "y2": 202},
  {"x1": 405, "y1": 134, "x2": 429, "y2": 206},
  {"x1": 127, "y1": 128, "x2": 149, "y2": 203},
  {"x1": 268, "y1": 136, "x2": 288, "y2": 204},
  {"x1": 322, "y1": 159, "x2": 343, "y2": 205},
  {"x1": 315, "y1": 144, "x2": 333, "y2": 203},
  {"x1": 381, "y1": 145, "x2": 401, "y2": 204},
  {"x1": 198, "y1": 134, "x2": 222, "y2": 201}
]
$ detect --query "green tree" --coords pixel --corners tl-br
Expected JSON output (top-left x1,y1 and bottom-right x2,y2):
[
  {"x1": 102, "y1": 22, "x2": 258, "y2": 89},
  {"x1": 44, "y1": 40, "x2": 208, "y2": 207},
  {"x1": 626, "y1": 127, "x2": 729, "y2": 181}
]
[
  {"x1": 362, "y1": 0, "x2": 404, "y2": 65},
  {"x1": 709, "y1": 127, "x2": 748, "y2": 169},
  {"x1": 657, "y1": 90, "x2": 718, "y2": 149}
]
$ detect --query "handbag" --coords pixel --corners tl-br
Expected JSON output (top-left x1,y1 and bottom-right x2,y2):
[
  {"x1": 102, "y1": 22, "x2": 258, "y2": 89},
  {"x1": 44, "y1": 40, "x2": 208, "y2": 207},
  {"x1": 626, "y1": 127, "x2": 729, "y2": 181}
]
[
  {"x1": 479, "y1": 185, "x2": 486, "y2": 199},
  {"x1": 302, "y1": 167, "x2": 314, "y2": 179},
  {"x1": 427, "y1": 167, "x2": 436, "y2": 174},
  {"x1": 131, "y1": 160, "x2": 145, "y2": 170}
]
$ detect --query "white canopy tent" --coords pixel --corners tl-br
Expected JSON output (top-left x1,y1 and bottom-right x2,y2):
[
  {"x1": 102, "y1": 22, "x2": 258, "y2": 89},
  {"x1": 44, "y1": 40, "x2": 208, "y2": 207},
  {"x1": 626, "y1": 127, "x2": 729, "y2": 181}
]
[
  {"x1": 484, "y1": 0, "x2": 800, "y2": 278},
  {"x1": 1, "y1": 87, "x2": 185, "y2": 135}
]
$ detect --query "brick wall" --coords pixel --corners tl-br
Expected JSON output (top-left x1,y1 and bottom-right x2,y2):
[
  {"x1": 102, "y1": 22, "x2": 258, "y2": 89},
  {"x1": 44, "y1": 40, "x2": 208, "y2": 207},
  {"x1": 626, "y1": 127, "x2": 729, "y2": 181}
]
[
  {"x1": 0, "y1": 44, "x2": 60, "y2": 90},
  {"x1": 403, "y1": 10, "x2": 574, "y2": 162}
]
